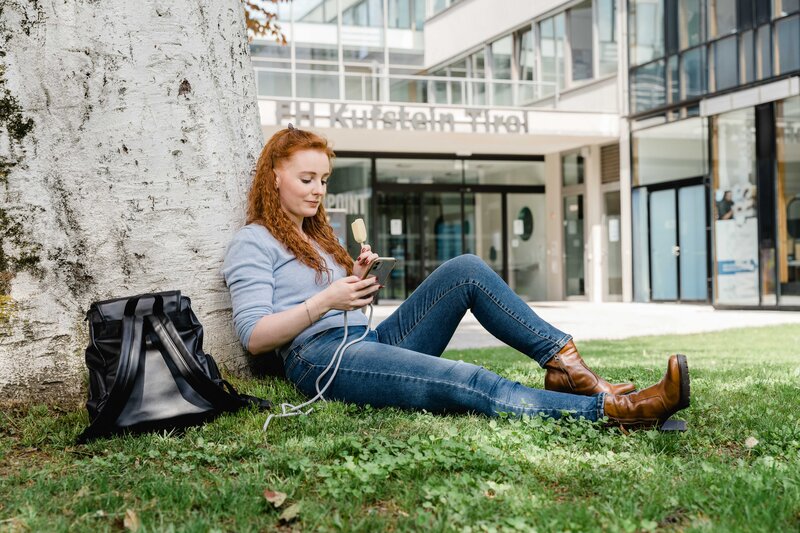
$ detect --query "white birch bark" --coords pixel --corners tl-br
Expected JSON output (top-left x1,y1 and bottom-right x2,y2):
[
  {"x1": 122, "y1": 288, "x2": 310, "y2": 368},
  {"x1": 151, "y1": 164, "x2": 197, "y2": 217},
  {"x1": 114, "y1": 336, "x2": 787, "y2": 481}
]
[{"x1": 0, "y1": 0, "x2": 263, "y2": 404}]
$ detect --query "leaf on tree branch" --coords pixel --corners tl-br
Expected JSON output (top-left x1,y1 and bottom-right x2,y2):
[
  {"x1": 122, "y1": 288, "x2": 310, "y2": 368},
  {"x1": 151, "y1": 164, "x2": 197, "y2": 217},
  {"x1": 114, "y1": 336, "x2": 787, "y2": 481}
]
[{"x1": 244, "y1": 0, "x2": 289, "y2": 44}]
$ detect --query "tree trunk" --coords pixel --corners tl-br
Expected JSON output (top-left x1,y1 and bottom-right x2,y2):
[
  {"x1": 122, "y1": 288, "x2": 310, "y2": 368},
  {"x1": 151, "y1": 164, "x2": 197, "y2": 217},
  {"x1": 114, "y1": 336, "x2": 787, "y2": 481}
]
[{"x1": 0, "y1": 0, "x2": 263, "y2": 405}]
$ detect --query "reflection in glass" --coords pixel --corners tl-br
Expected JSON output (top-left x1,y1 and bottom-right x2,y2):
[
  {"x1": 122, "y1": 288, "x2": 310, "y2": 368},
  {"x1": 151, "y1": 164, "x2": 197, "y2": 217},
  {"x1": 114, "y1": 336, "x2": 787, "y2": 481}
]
[
  {"x1": 570, "y1": 0, "x2": 594, "y2": 81},
  {"x1": 604, "y1": 191, "x2": 623, "y2": 299},
  {"x1": 464, "y1": 193, "x2": 503, "y2": 280},
  {"x1": 679, "y1": 0, "x2": 703, "y2": 49},
  {"x1": 712, "y1": 108, "x2": 759, "y2": 305},
  {"x1": 650, "y1": 189, "x2": 678, "y2": 300},
  {"x1": 597, "y1": 0, "x2": 618, "y2": 76},
  {"x1": 681, "y1": 46, "x2": 706, "y2": 98},
  {"x1": 631, "y1": 60, "x2": 666, "y2": 113},
  {"x1": 562, "y1": 152, "x2": 584, "y2": 186},
  {"x1": 257, "y1": 69, "x2": 291, "y2": 97},
  {"x1": 775, "y1": 15, "x2": 800, "y2": 74},
  {"x1": 507, "y1": 194, "x2": 546, "y2": 300},
  {"x1": 518, "y1": 28, "x2": 537, "y2": 103},
  {"x1": 740, "y1": 30, "x2": 755, "y2": 84},
  {"x1": 328, "y1": 158, "x2": 373, "y2": 257},
  {"x1": 491, "y1": 36, "x2": 513, "y2": 105},
  {"x1": 422, "y1": 193, "x2": 462, "y2": 277},
  {"x1": 633, "y1": 118, "x2": 707, "y2": 185},
  {"x1": 713, "y1": 36, "x2": 738, "y2": 91},
  {"x1": 564, "y1": 195, "x2": 585, "y2": 297},
  {"x1": 679, "y1": 185, "x2": 708, "y2": 300},
  {"x1": 629, "y1": 0, "x2": 665, "y2": 66},
  {"x1": 376, "y1": 191, "x2": 421, "y2": 299},
  {"x1": 668, "y1": 55, "x2": 680, "y2": 103},
  {"x1": 757, "y1": 24, "x2": 773, "y2": 79},
  {"x1": 470, "y1": 49, "x2": 487, "y2": 105},
  {"x1": 707, "y1": 0, "x2": 736, "y2": 38},
  {"x1": 777, "y1": 95, "x2": 800, "y2": 305},
  {"x1": 540, "y1": 13, "x2": 566, "y2": 90},
  {"x1": 632, "y1": 188, "x2": 651, "y2": 301}
]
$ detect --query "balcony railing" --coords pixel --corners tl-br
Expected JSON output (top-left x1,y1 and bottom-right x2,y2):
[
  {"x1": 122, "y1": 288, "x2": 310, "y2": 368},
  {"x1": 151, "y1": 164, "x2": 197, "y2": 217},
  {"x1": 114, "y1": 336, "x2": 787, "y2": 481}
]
[{"x1": 254, "y1": 67, "x2": 560, "y2": 108}]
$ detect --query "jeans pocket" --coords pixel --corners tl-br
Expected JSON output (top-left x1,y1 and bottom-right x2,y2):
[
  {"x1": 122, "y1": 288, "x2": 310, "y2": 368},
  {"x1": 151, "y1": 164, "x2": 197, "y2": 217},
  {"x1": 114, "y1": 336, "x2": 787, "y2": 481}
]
[{"x1": 285, "y1": 354, "x2": 314, "y2": 387}]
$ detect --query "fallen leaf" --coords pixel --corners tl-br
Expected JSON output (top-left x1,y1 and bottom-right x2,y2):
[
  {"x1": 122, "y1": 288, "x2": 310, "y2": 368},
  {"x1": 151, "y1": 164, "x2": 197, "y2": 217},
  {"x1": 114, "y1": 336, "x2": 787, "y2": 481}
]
[
  {"x1": 745, "y1": 436, "x2": 759, "y2": 449},
  {"x1": 263, "y1": 489, "x2": 287, "y2": 508},
  {"x1": 123, "y1": 509, "x2": 140, "y2": 532},
  {"x1": 279, "y1": 502, "x2": 301, "y2": 523}
]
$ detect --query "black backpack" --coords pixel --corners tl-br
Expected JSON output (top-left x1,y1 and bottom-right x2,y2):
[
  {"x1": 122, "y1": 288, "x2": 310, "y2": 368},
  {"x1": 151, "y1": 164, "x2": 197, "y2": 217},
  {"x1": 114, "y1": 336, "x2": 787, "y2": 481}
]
[{"x1": 77, "y1": 291, "x2": 270, "y2": 443}]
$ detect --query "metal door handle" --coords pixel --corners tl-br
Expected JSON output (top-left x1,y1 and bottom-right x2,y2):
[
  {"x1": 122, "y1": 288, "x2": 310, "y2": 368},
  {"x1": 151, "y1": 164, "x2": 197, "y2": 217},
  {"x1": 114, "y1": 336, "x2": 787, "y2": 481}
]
[{"x1": 671, "y1": 245, "x2": 680, "y2": 256}]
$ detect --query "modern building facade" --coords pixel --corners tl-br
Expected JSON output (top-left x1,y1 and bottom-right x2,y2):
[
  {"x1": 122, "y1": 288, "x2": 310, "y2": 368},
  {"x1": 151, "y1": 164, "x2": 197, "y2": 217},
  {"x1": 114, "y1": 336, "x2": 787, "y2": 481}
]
[{"x1": 252, "y1": 0, "x2": 800, "y2": 309}]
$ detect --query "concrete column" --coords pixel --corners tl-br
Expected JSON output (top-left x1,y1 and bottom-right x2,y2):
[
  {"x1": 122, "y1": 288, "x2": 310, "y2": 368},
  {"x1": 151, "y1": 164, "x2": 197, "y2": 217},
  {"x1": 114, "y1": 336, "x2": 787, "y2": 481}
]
[
  {"x1": 545, "y1": 153, "x2": 564, "y2": 301},
  {"x1": 619, "y1": 118, "x2": 633, "y2": 302},
  {"x1": 584, "y1": 145, "x2": 604, "y2": 303}
]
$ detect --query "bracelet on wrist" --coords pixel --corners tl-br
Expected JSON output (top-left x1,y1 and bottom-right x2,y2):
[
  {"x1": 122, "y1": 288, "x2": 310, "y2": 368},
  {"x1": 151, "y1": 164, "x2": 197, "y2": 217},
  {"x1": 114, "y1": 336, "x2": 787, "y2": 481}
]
[{"x1": 304, "y1": 300, "x2": 314, "y2": 326}]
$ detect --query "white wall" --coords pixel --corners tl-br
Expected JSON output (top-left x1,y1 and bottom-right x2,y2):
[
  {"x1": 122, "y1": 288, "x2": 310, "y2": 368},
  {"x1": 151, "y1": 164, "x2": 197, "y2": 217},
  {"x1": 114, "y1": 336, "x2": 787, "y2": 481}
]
[{"x1": 424, "y1": 0, "x2": 566, "y2": 68}]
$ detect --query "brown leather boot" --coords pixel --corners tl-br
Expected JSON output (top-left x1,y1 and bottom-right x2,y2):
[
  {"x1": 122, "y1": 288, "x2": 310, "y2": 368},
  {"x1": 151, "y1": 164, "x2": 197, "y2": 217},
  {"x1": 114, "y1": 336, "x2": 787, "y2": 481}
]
[
  {"x1": 603, "y1": 354, "x2": 690, "y2": 428},
  {"x1": 544, "y1": 340, "x2": 636, "y2": 396}
]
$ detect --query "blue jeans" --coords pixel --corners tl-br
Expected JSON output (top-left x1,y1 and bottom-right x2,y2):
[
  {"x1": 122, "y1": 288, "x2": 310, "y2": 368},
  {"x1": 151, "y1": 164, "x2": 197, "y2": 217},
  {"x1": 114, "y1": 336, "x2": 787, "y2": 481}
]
[{"x1": 282, "y1": 254, "x2": 606, "y2": 421}]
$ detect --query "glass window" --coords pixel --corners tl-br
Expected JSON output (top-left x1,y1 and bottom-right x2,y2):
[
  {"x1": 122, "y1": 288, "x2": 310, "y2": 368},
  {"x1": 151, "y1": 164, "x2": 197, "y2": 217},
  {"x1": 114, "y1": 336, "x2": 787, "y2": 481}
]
[
  {"x1": 257, "y1": 68, "x2": 291, "y2": 97},
  {"x1": 631, "y1": 59, "x2": 666, "y2": 113},
  {"x1": 756, "y1": 0, "x2": 772, "y2": 24},
  {"x1": 633, "y1": 118, "x2": 707, "y2": 186},
  {"x1": 712, "y1": 107, "x2": 759, "y2": 305},
  {"x1": 470, "y1": 49, "x2": 487, "y2": 105},
  {"x1": 740, "y1": 29, "x2": 755, "y2": 83},
  {"x1": 775, "y1": 15, "x2": 800, "y2": 74},
  {"x1": 756, "y1": 24, "x2": 773, "y2": 79},
  {"x1": 713, "y1": 35, "x2": 738, "y2": 90},
  {"x1": 490, "y1": 35, "x2": 513, "y2": 106},
  {"x1": 679, "y1": 0, "x2": 703, "y2": 49},
  {"x1": 776, "y1": 95, "x2": 800, "y2": 305},
  {"x1": 681, "y1": 46, "x2": 706, "y2": 98},
  {"x1": 388, "y1": 0, "x2": 411, "y2": 29},
  {"x1": 632, "y1": 187, "x2": 651, "y2": 301},
  {"x1": 570, "y1": 0, "x2": 594, "y2": 81},
  {"x1": 328, "y1": 158, "x2": 372, "y2": 257},
  {"x1": 564, "y1": 194, "x2": 585, "y2": 296},
  {"x1": 295, "y1": 0, "x2": 335, "y2": 23},
  {"x1": 776, "y1": 0, "x2": 800, "y2": 16},
  {"x1": 629, "y1": 0, "x2": 665, "y2": 66},
  {"x1": 465, "y1": 160, "x2": 546, "y2": 186},
  {"x1": 665, "y1": 0, "x2": 679, "y2": 54},
  {"x1": 376, "y1": 159, "x2": 463, "y2": 185},
  {"x1": 540, "y1": 13, "x2": 566, "y2": 90},
  {"x1": 707, "y1": 0, "x2": 737, "y2": 38},
  {"x1": 597, "y1": 0, "x2": 618, "y2": 76},
  {"x1": 562, "y1": 152, "x2": 585, "y2": 186},
  {"x1": 668, "y1": 55, "x2": 680, "y2": 103},
  {"x1": 518, "y1": 28, "x2": 538, "y2": 103},
  {"x1": 342, "y1": 0, "x2": 383, "y2": 27}
]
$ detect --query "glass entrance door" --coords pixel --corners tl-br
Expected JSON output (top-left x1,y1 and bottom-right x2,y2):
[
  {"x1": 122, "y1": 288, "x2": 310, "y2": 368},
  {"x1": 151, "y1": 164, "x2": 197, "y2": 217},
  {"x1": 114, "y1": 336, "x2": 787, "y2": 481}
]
[
  {"x1": 376, "y1": 191, "x2": 421, "y2": 300},
  {"x1": 648, "y1": 184, "x2": 708, "y2": 301}
]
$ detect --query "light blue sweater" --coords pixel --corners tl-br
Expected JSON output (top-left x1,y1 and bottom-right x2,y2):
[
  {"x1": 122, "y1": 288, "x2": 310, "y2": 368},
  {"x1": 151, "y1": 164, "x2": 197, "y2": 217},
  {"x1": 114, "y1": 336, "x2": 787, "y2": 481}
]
[{"x1": 221, "y1": 224, "x2": 368, "y2": 355}]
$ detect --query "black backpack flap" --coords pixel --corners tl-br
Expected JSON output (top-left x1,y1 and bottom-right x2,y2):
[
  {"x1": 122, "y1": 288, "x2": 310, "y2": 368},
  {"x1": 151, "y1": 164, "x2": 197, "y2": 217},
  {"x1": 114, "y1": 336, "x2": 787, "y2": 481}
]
[{"x1": 146, "y1": 296, "x2": 245, "y2": 412}]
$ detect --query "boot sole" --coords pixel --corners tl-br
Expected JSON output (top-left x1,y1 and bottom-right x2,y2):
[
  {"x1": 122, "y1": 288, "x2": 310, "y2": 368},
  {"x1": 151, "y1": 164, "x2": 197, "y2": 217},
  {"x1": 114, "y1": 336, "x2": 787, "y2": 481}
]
[{"x1": 676, "y1": 353, "x2": 690, "y2": 411}]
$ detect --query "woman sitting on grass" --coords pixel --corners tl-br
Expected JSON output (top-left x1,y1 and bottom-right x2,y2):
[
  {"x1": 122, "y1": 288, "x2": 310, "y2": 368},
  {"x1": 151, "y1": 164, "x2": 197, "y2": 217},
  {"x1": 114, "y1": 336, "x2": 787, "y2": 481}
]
[{"x1": 223, "y1": 126, "x2": 690, "y2": 429}]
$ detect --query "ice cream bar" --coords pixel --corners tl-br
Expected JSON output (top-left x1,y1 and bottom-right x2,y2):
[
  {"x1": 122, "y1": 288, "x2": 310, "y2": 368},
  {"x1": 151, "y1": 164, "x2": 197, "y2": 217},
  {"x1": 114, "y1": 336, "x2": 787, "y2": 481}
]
[{"x1": 351, "y1": 218, "x2": 367, "y2": 244}]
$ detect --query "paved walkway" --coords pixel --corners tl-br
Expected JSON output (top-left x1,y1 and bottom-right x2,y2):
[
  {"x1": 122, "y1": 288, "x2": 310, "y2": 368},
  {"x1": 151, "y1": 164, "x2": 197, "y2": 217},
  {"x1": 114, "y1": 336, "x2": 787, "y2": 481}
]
[{"x1": 368, "y1": 300, "x2": 800, "y2": 351}]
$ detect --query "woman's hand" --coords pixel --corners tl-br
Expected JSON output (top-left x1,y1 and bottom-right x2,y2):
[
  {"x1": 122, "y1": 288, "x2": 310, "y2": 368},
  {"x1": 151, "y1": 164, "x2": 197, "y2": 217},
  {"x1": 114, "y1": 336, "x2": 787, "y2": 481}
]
[
  {"x1": 352, "y1": 244, "x2": 379, "y2": 280},
  {"x1": 315, "y1": 275, "x2": 380, "y2": 312}
]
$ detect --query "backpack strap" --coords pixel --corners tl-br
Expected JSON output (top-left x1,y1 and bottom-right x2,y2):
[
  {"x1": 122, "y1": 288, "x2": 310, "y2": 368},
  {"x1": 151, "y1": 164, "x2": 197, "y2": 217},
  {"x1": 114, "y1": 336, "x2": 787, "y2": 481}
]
[
  {"x1": 146, "y1": 296, "x2": 251, "y2": 412},
  {"x1": 77, "y1": 296, "x2": 147, "y2": 443}
]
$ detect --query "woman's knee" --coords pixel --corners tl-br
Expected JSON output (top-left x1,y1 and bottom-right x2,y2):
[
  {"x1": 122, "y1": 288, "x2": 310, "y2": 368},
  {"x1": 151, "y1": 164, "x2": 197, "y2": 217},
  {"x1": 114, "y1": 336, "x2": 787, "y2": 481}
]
[{"x1": 440, "y1": 254, "x2": 492, "y2": 275}]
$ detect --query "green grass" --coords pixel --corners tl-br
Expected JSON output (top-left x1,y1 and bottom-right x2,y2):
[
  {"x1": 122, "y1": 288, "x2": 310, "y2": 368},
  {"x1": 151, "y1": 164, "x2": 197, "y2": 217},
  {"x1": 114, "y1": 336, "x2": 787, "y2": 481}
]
[{"x1": 2, "y1": 324, "x2": 800, "y2": 532}]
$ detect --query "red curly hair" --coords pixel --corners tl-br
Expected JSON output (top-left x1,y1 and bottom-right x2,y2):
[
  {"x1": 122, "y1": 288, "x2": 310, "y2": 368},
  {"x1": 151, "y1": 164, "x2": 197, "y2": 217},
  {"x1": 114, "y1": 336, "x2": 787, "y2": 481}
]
[{"x1": 246, "y1": 127, "x2": 353, "y2": 283}]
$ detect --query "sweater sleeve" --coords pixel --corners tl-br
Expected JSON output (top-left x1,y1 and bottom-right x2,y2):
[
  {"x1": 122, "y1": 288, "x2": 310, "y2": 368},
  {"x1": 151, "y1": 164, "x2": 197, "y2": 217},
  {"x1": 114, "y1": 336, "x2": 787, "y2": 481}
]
[{"x1": 222, "y1": 227, "x2": 275, "y2": 351}]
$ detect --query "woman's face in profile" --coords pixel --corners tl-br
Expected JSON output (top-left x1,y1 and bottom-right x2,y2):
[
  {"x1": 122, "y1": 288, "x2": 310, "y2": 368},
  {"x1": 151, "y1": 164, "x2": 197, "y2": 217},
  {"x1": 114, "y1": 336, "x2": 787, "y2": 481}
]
[{"x1": 275, "y1": 149, "x2": 331, "y2": 224}]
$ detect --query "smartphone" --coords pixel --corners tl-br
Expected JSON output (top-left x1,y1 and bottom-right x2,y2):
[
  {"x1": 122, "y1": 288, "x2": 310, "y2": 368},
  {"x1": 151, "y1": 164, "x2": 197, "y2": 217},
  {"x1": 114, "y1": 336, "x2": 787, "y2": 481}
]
[{"x1": 361, "y1": 257, "x2": 396, "y2": 286}]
